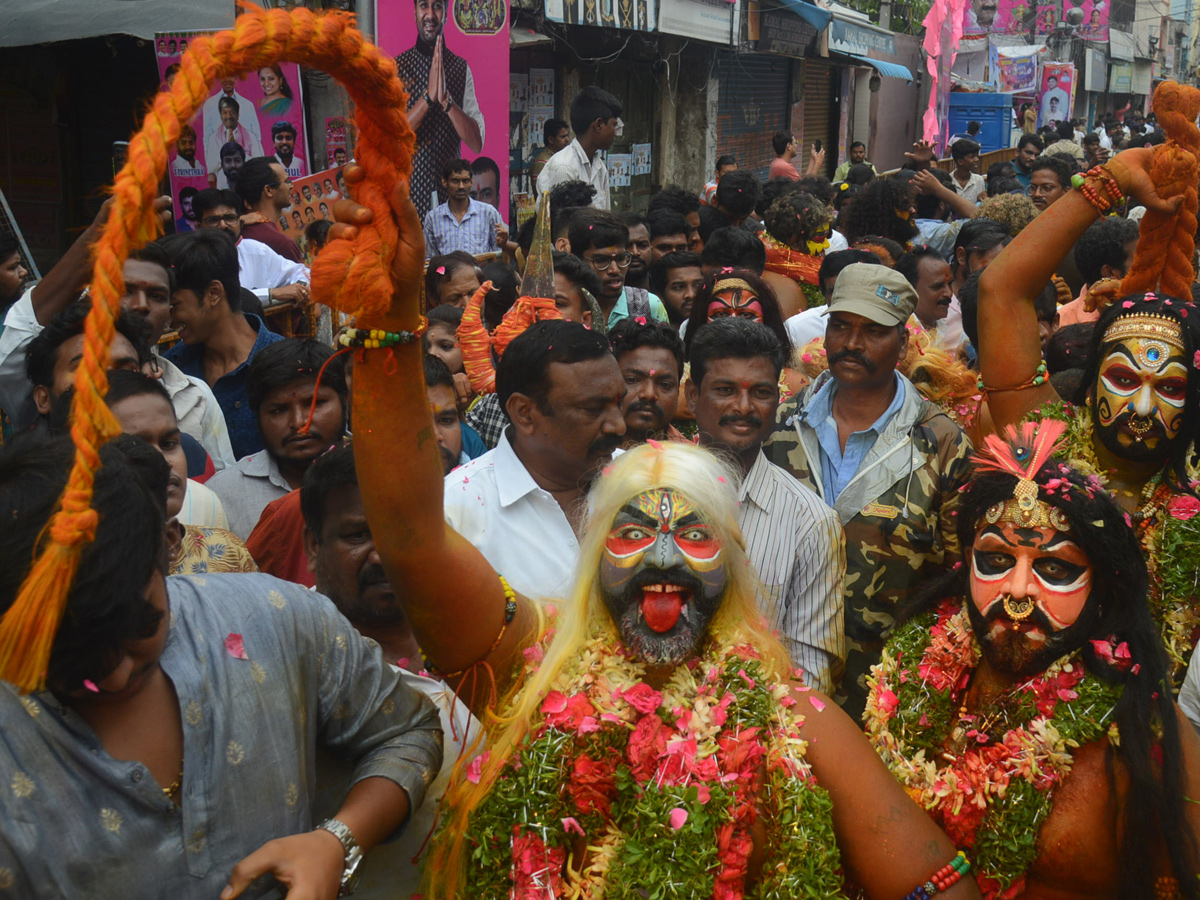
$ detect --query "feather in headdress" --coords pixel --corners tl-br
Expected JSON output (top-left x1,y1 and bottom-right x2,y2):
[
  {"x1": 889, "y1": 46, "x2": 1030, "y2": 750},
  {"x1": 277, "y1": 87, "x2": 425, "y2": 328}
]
[{"x1": 975, "y1": 419, "x2": 1067, "y2": 481}]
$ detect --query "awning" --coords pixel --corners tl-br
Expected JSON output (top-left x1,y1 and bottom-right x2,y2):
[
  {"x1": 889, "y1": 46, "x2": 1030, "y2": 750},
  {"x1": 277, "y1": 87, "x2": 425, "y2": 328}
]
[
  {"x1": 777, "y1": 0, "x2": 832, "y2": 32},
  {"x1": 0, "y1": 0, "x2": 233, "y2": 47},
  {"x1": 511, "y1": 28, "x2": 554, "y2": 48},
  {"x1": 843, "y1": 52, "x2": 913, "y2": 82}
]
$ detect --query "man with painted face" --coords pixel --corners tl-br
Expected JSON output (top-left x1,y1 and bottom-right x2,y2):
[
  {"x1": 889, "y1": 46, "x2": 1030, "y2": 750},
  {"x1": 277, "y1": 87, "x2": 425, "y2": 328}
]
[
  {"x1": 866, "y1": 420, "x2": 1200, "y2": 900},
  {"x1": 341, "y1": 163, "x2": 980, "y2": 900},
  {"x1": 977, "y1": 114, "x2": 1200, "y2": 682},
  {"x1": 764, "y1": 263, "x2": 973, "y2": 719},
  {"x1": 688, "y1": 317, "x2": 845, "y2": 692}
]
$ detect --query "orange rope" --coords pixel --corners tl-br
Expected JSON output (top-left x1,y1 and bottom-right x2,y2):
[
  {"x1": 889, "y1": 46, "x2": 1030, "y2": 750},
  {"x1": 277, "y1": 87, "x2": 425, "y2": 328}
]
[
  {"x1": 1121, "y1": 82, "x2": 1200, "y2": 300},
  {"x1": 0, "y1": 4, "x2": 414, "y2": 691}
]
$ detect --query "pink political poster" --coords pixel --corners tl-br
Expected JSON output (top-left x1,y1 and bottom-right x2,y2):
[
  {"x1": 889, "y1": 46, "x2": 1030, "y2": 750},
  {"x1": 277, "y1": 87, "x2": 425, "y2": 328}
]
[
  {"x1": 156, "y1": 33, "x2": 310, "y2": 234},
  {"x1": 377, "y1": 0, "x2": 510, "y2": 223},
  {"x1": 1066, "y1": 0, "x2": 1109, "y2": 40},
  {"x1": 962, "y1": 0, "x2": 1056, "y2": 35}
]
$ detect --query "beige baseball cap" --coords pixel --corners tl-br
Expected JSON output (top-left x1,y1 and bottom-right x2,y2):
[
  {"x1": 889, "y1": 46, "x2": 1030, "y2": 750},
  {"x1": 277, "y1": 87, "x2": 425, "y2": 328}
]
[{"x1": 828, "y1": 263, "x2": 917, "y2": 326}]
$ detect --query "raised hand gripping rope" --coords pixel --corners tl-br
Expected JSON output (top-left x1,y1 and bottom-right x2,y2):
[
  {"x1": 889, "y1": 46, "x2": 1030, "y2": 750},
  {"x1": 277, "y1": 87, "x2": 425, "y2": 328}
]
[{"x1": 0, "y1": 4, "x2": 414, "y2": 691}]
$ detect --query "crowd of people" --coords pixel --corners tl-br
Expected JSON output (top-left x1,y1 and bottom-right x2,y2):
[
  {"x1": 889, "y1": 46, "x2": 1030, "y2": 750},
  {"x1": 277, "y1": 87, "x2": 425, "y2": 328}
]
[{"x1": 1, "y1": 52, "x2": 1200, "y2": 900}]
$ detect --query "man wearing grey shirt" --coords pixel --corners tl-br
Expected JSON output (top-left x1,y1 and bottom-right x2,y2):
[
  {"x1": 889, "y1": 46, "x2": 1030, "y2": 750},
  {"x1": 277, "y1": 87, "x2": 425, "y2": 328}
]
[
  {"x1": 686, "y1": 317, "x2": 846, "y2": 693},
  {"x1": 0, "y1": 434, "x2": 442, "y2": 899}
]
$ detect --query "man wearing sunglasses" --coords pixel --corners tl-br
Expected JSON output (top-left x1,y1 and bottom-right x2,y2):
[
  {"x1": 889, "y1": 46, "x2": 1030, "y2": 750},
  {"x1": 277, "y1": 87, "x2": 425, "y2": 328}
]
[{"x1": 567, "y1": 208, "x2": 670, "y2": 329}]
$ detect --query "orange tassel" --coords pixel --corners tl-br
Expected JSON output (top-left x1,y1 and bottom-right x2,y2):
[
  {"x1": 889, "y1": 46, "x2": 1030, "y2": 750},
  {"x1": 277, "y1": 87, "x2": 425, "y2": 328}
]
[
  {"x1": 0, "y1": 3, "x2": 412, "y2": 691},
  {"x1": 1121, "y1": 82, "x2": 1200, "y2": 300}
]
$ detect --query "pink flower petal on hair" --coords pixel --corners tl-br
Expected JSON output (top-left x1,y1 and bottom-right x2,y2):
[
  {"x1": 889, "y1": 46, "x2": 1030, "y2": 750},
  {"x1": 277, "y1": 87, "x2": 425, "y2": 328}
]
[
  {"x1": 1122, "y1": 300, "x2": 1134, "y2": 308},
  {"x1": 225, "y1": 633, "x2": 248, "y2": 660},
  {"x1": 808, "y1": 696, "x2": 826, "y2": 713},
  {"x1": 717, "y1": 476, "x2": 726, "y2": 483},
  {"x1": 563, "y1": 816, "x2": 585, "y2": 836},
  {"x1": 635, "y1": 316, "x2": 647, "y2": 325},
  {"x1": 83, "y1": 679, "x2": 99, "y2": 693},
  {"x1": 669, "y1": 808, "x2": 688, "y2": 831}
]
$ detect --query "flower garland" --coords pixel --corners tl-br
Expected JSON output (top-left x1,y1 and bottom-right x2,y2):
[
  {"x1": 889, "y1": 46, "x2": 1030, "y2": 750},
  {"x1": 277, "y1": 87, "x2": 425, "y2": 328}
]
[
  {"x1": 865, "y1": 601, "x2": 1124, "y2": 900},
  {"x1": 1031, "y1": 401, "x2": 1200, "y2": 681},
  {"x1": 760, "y1": 234, "x2": 826, "y2": 310},
  {"x1": 459, "y1": 629, "x2": 845, "y2": 900}
]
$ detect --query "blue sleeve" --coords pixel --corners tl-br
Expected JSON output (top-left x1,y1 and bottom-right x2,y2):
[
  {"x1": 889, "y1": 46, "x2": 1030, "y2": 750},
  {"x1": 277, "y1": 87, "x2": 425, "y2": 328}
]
[{"x1": 461, "y1": 422, "x2": 488, "y2": 460}]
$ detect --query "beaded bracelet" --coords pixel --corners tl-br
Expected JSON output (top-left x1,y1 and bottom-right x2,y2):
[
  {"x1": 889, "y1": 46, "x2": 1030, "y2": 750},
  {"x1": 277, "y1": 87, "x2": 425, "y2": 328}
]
[
  {"x1": 1156, "y1": 876, "x2": 1182, "y2": 900},
  {"x1": 977, "y1": 360, "x2": 1047, "y2": 396},
  {"x1": 426, "y1": 574, "x2": 518, "y2": 680},
  {"x1": 1071, "y1": 165, "x2": 1125, "y2": 215},
  {"x1": 337, "y1": 319, "x2": 427, "y2": 350},
  {"x1": 903, "y1": 851, "x2": 972, "y2": 900}
]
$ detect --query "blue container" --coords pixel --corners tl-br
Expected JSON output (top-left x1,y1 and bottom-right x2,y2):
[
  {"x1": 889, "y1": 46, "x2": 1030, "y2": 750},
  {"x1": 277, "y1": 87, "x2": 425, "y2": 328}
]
[{"x1": 947, "y1": 92, "x2": 1014, "y2": 153}]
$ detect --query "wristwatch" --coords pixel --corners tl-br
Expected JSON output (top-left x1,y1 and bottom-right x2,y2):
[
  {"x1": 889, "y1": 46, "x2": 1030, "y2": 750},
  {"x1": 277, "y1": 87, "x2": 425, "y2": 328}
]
[
  {"x1": 423, "y1": 91, "x2": 433, "y2": 106},
  {"x1": 317, "y1": 817, "x2": 364, "y2": 896},
  {"x1": 442, "y1": 97, "x2": 454, "y2": 113}
]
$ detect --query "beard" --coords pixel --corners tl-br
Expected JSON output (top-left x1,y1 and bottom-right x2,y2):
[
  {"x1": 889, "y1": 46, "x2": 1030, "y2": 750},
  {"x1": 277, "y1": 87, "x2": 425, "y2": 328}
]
[
  {"x1": 968, "y1": 593, "x2": 1099, "y2": 680},
  {"x1": 338, "y1": 563, "x2": 406, "y2": 627},
  {"x1": 1099, "y1": 396, "x2": 1171, "y2": 460},
  {"x1": 439, "y1": 444, "x2": 458, "y2": 476},
  {"x1": 600, "y1": 566, "x2": 721, "y2": 667}
]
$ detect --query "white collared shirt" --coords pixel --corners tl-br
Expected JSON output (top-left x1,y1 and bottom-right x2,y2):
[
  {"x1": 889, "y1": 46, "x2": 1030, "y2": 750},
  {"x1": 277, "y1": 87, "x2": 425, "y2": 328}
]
[
  {"x1": 238, "y1": 237, "x2": 310, "y2": 303},
  {"x1": 536, "y1": 138, "x2": 611, "y2": 210},
  {"x1": 737, "y1": 449, "x2": 846, "y2": 694},
  {"x1": 443, "y1": 429, "x2": 580, "y2": 600}
]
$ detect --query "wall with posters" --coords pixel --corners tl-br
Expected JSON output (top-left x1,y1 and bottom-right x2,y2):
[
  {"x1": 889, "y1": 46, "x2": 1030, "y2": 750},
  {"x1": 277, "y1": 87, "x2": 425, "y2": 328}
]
[
  {"x1": 962, "y1": 0, "x2": 1056, "y2": 36},
  {"x1": 377, "y1": 0, "x2": 510, "y2": 222},
  {"x1": 156, "y1": 34, "x2": 310, "y2": 234}
]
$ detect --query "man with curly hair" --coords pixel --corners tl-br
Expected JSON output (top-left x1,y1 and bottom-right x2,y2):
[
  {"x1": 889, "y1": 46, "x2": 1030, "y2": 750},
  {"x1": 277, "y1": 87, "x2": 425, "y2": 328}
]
[{"x1": 841, "y1": 177, "x2": 920, "y2": 248}]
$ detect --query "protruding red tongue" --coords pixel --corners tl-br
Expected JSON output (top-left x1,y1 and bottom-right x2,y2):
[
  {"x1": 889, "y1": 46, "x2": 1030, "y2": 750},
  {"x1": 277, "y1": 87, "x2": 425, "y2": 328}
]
[{"x1": 642, "y1": 591, "x2": 684, "y2": 633}]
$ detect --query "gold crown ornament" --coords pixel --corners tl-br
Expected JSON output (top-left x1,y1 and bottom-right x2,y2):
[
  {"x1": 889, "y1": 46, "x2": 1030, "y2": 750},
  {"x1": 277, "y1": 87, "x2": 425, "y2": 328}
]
[{"x1": 1101, "y1": 312, "x2": 1185, "y2": 352}]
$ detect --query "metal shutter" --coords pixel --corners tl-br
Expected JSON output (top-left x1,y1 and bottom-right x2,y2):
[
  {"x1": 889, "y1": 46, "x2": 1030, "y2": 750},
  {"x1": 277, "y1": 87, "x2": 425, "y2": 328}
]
[
  {"x1": 715, "y1": 51, "x2": 793, "y2": 181},
  {"x1": 801, "y1": 59, "x2": 835, "y2": 179}
]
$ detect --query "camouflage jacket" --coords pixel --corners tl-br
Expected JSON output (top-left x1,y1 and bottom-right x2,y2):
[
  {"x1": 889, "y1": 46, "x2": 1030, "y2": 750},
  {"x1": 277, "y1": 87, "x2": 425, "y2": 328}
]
[{"x1": 763, "y1": 371, "x2": 974, "y2": 721}]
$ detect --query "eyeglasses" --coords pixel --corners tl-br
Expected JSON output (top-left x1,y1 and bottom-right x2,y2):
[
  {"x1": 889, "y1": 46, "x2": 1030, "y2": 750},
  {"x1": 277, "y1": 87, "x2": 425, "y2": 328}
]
[
  {"x1": 202, "y1": 214, "x2": 241, "y2": 227},
  {"x1": 1027, "y1": 183, "x2": 1060, "y2": 196},
  {"x1": 585, "y1": 252, "x2": 633, "y2": 271}
]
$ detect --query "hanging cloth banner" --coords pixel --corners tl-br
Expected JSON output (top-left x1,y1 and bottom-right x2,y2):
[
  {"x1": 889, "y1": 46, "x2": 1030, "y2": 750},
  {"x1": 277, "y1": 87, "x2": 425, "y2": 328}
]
[{"x1": 921, "y1": 0, "x2": 967, "y2": 146}]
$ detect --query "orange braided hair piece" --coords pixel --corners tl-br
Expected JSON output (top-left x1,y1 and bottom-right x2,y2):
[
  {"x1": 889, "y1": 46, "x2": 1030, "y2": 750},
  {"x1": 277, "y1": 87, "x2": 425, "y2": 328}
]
[
  {"x1": 1121, "y1": 82, "x2": 1200, "y2": 300},
  {"x1": 0, "y1": 4, "x2": 413, "y2": 692}
]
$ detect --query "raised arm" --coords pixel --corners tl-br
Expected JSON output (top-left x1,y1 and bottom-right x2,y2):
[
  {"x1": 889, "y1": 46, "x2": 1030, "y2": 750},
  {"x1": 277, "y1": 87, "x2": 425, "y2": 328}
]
[
  {"x1": 344, "y1": 168, "x2": 537, "y2": 716},
  {"x1": 978, "y1": 148, "x2": 1180, "y2": 432},
  {"x1": 800, "y1": 690, "x2": 981, "y2": 900}
]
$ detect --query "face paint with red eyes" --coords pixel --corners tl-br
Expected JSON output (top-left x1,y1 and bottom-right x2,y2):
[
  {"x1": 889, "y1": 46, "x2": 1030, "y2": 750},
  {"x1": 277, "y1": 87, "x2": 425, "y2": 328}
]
[
  {"x1": 1093, "y1": 336, "x2": 1188, "y2": 461},
  {"x1": 600, "y1": 488, "x2": 727, "y2": 666},
  {"x1": 706, "y1": 288, "x2": 763, "y2": 323}
]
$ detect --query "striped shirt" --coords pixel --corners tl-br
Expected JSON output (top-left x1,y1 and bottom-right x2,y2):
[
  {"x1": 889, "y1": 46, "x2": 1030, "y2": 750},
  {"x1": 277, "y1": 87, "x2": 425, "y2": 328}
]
[
  {"x1": 423, "y1": 198, "x2": 503, "y2": 259},
  {"x1": 737, "y1": 449, "x2": 846, "y2": 693}
]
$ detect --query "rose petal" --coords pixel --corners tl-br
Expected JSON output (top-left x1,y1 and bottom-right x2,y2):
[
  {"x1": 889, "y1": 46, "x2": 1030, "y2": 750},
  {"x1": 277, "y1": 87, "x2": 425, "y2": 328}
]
[
  {"x1": 83, "y1": 679, "x2": 99, "y2": 693},
  {"x1": 225, "y1": 633, "x2": 248, "y2": 660},
  {"x1": 808, "y1": 696, "x2": 826, "y2": 712},
  {"x1": 669, "y1": 807, "x2": 688, "y2": 831},
  {"x1": 436, "y1": 266, "x2": 446, "y2": 274},
  {"x1": 562, "y1": 816, "x2": 585, "y2": 836},
  {"x1": 541, "y1": 691, "x2": 568, "y2": 715}
]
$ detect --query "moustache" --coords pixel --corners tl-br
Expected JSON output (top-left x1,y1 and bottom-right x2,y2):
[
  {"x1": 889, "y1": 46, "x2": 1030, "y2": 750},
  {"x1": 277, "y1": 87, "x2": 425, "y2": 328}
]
[
  {"x1": 829, "y1": 349, "x2": 876, "y2": 372},
  {"x1": 718, "y1": 413, "x2": 763, "y2": 430},
  {"x1": 284, "y1": 428, "x2": 325, "y2": 446},
  {"x1": 588, "y1": 432, "x2": 623, "y2": 457},
  {"x1": 626, "y1": 400, "x2": 664, "y2": 418},
  {"x1": 982, "y1": 595, "x2": 1057, "y2": 635},
  {"x1": 357, "y1": 563, "x2": 392, "y2": 595}
]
